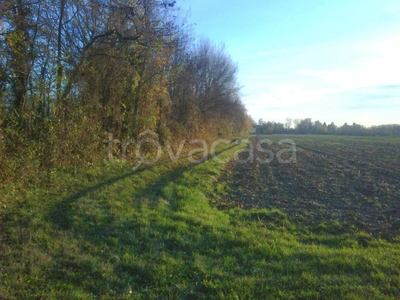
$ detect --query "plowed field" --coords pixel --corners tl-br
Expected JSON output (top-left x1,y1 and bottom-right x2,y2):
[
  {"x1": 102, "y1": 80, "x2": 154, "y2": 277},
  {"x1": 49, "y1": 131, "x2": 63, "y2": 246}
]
[{"x1": 218, "y1": 135, "x2": 400, "y2": 238}]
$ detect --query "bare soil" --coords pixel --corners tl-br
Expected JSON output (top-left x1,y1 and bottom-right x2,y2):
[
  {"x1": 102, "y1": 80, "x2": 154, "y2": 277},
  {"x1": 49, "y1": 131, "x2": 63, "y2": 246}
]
[{"x1": 217, "y1": 135, "x2": 400, "y2": 238}]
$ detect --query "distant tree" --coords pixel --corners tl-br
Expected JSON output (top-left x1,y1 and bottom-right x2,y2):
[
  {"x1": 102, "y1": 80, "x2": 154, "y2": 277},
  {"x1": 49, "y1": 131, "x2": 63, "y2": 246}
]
[
  {"x1": 274, "y1": 122, "x2": 285, "y2": 134},
  {"x1": 371, "y1": 125, "x2": 395, "y2": 136},
  {"x1": 297, "y1": 118, "x2": 313, "y2": 134},
  {"x1": 285, "y1": 117, "x2": 292, "y2": 130},
  {"x1": 293, "y1": 119, "x2": 301, "y2": 131},
  {"x1": 255, "y1": 118, "x2": 400, "y2": 137},
  {"x1": 261, "y1": 121, "x2": 275, "y2": 134},
  {"x1": 339, "y1": 123, "x2": 365, "y2": 135},
  {"x1": 328, "y1": 122, "x2": 337, "y2": 134},
  {"x1": 314, "y1": 120, "x2": 328, "y2": 134},
  {"x1": 393, "y1": 125, "x2": 400, "y2": 136}
]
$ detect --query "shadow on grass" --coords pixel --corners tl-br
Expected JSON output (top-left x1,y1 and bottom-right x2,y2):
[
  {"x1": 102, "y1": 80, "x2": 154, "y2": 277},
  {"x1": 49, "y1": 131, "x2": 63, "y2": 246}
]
[
  {"x1": 48, "y1": 162, "x2": 187, "y2": 230},
  {"x1": 48, "y1": 167, "x2": 140, "y2": 230},
  {"x1": 48, "y1": 144, "x2": 237, "y2": 230},
  {"x1": 3, "y1": 142, "x2": 399, "y2": 298},
  {"x1": 41, "y1": 145, "x2": 246, "y2": 296}
]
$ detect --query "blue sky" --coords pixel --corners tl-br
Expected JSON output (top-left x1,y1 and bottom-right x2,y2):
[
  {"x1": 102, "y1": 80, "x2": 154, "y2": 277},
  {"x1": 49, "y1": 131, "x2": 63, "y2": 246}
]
[{"x1": 178, "y1": 0, "x2": 400, "y2": 126}]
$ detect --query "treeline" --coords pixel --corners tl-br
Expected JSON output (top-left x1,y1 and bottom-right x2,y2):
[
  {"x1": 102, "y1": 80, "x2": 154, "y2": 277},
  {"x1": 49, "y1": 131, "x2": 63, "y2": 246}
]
[
  {"x1": 0, "y1": 0, "x2": 251, "y2": 184},
  {"x1": 255, "y1": 118, "x2": 400, "y2": 136}
]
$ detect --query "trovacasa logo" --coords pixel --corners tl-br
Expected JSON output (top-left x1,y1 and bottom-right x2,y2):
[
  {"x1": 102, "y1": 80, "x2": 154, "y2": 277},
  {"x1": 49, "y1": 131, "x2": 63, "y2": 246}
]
[{"x1": 107, "y1": 130, "x2": 297, "y2": 170}]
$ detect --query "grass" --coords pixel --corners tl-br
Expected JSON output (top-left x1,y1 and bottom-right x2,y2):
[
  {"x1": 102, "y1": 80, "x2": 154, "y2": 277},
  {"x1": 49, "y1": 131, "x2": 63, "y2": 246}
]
[{"x1": 0, "y1": 141, "x2": 400, "y2": 299}]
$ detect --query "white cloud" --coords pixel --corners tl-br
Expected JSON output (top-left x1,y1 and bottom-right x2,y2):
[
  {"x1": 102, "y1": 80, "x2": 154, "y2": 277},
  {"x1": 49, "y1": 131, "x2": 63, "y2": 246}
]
[
  {"x1": 384, "y1": 6, "x2": 400, "y2": 18},
  {"x1": 243, "y1": 29, "x2": 400, "y2": 126},
  {"x1": 296, "y1": 31, "x2": 400, "y2": 87}
]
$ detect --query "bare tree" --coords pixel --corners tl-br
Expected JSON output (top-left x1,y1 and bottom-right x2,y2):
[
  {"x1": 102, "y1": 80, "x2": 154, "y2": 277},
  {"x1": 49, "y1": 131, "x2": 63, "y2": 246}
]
[{"x1": 285, "y1": 117, "x2": 292, "y2": 130}]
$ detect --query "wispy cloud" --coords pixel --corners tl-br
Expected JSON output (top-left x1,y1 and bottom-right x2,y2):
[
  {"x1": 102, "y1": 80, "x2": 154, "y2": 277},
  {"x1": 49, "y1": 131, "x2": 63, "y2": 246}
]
[
  {"x1": 337, "y1": 85, "x2": 400, "y2": 110},
  {"x1": 237, "y1": 44, "x2": 324, "y2": 61},
  {"x1": 384, "y1": 6, "x2": 400, "y2": 18},
  {"x1": 181, "y1": 0, "x2": 400, "y2": 126},
  {"x1": 241, "y1": 29, "x2": 400, "y2": 125}
]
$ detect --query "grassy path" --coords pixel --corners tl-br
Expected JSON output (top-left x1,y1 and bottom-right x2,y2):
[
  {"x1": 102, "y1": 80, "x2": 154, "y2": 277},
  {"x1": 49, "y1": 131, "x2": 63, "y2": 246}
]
[{"x1": 1, "y1": 142, "x2": 400, "y2": 299}]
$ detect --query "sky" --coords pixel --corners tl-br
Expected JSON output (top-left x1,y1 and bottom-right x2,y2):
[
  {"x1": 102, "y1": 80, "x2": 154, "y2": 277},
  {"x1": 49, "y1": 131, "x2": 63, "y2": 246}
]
[{"x1": 178, "y1": 0, "x2": 400, "y2": 127}]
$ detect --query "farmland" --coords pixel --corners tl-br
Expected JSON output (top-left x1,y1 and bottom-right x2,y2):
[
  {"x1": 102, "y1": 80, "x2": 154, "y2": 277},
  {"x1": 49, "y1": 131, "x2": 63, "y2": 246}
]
[
  {"x1": 218, "y1": 135, "x2": 400, "y2": 239},
  {"x1": 0, "y1": 136, "x2": 400, "y2": 299}
]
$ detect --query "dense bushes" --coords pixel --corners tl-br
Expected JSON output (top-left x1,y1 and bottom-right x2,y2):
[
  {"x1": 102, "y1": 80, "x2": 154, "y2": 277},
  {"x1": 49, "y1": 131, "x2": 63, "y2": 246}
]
[{"x1": 0, "y1": 0, "x2": 252, "y2": 185}]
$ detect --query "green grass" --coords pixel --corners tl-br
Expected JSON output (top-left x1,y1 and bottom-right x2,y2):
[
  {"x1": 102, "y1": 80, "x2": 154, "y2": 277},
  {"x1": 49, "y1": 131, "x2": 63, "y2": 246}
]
[{"x1": 1, "y1": 143, "x2": 400, "y2": 299}]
